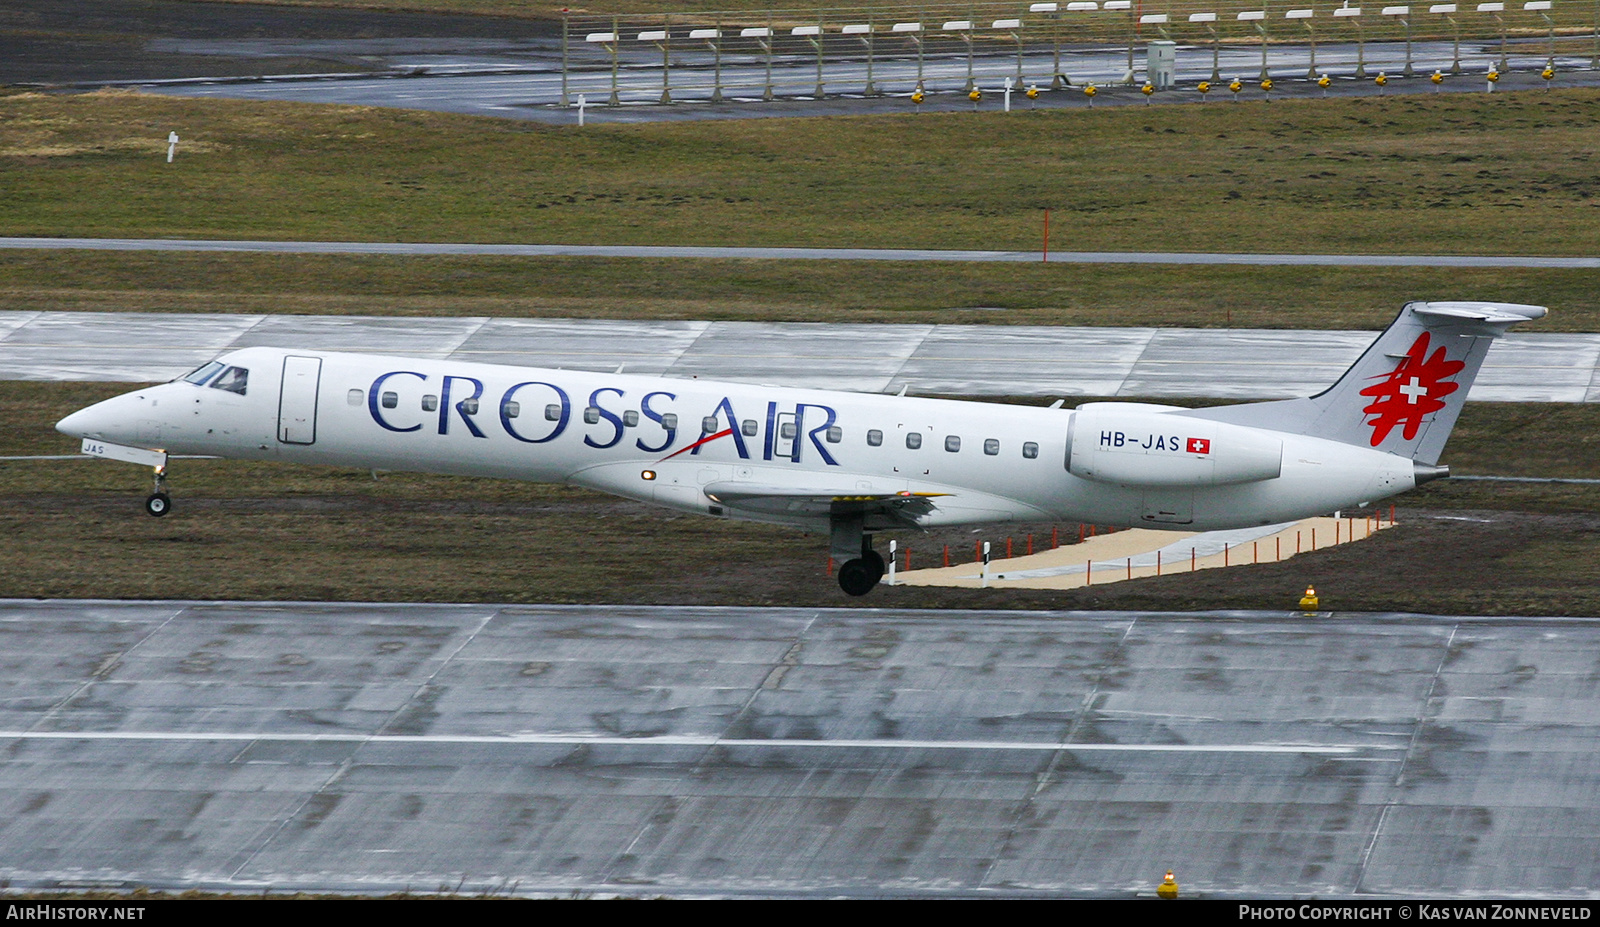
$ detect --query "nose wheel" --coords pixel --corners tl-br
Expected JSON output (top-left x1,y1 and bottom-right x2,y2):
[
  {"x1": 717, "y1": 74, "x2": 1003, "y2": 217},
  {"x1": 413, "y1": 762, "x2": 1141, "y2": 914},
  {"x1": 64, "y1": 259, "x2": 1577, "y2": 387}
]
[{"x1": 144, "y1": 467, "x2": 172, "y2": 517}]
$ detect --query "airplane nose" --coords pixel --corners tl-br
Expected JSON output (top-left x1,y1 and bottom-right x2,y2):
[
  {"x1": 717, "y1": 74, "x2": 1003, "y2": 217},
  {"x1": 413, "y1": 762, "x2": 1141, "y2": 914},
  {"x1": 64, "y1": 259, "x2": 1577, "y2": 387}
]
[
  {"x1": 56, "y1": 406, "x2": 99, "y2": 439},
  {"x1": 57, "y1": 397, "x2": 125, "y2": 441}
]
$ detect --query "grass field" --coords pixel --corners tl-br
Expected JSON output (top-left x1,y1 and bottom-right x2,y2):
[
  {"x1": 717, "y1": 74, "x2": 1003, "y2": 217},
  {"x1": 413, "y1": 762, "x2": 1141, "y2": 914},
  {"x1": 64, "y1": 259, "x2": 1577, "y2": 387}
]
[
  {"x1": 4, "y1": 87, "x2": 1598, "y2": 329},
  {"x1": 5, "y1": 88, "x2": 1599, "y2": 255},
  {"x1": 5, "y1": 252, "x2": 1598, "y2": 329}
]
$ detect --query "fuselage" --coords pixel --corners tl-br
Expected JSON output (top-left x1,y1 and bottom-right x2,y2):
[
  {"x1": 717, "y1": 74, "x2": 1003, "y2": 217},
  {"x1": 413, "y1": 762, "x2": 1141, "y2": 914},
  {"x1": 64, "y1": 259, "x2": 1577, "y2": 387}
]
[{"x1": 57, "y1": 346, "x2": 1418, "y2": 533}]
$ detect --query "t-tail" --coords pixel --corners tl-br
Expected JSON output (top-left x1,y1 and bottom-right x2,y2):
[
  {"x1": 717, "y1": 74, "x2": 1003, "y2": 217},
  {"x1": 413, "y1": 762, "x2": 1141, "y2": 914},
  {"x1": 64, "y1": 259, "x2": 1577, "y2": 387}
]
[{"x1": 1184, "y1": 300, "x2": 1547, "y2": 468}]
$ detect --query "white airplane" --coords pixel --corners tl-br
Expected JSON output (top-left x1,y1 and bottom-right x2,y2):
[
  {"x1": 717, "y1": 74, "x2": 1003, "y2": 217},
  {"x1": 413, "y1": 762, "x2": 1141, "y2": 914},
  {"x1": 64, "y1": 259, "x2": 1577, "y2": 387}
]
[{"x1": 57, "y1": 300, "x2": 1544, "y2": 596}]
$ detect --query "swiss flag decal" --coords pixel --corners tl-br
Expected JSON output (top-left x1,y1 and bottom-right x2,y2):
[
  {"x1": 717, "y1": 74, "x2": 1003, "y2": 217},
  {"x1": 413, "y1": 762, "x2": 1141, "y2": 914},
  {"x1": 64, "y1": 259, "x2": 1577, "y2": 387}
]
[{"x1": 1186, "y1": 437, "x2": 1211, "y2": 455}]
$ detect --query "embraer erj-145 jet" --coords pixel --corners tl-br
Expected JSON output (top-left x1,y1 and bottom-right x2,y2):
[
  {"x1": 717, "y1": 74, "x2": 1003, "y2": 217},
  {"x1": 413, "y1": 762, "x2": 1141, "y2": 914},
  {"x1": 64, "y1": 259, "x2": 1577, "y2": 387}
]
[{"x1": 58, "y1": 301, "x2": 1544, "y2": 596}]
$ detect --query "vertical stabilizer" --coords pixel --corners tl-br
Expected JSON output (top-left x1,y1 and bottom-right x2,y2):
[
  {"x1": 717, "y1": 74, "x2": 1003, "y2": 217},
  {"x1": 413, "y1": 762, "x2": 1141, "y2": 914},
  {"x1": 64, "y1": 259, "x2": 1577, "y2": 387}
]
[{"x1": 1184, "y1": 301, "x2": 1547, "y2": 464}]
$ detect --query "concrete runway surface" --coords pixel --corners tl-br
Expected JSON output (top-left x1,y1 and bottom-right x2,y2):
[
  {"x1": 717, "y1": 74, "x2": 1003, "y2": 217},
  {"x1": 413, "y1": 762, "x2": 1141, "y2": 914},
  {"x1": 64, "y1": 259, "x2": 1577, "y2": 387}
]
[
  {"x1": 2, "y1": 309, "x2": 1595, "y2": 401},
  {"x1": 0, "y1": 599, "x2": 1596, "y2": 898}
]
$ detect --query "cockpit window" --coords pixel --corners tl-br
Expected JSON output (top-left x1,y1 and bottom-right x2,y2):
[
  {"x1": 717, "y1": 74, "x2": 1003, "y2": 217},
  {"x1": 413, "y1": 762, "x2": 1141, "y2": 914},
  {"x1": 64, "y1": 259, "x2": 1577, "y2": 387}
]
[
  {"x1": 180, "y1": 361, "x2": 225, "y2": 386},
  {"x1": 210, "y1": 366, "x2": 249, "y2": 395}
]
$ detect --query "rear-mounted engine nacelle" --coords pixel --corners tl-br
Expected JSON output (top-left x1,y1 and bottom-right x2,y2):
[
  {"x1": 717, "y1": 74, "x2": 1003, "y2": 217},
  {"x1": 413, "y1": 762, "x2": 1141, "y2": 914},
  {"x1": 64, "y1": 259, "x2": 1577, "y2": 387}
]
[{"x1": 1067, "y1": 405, "x2": 1283, "y2": 488}]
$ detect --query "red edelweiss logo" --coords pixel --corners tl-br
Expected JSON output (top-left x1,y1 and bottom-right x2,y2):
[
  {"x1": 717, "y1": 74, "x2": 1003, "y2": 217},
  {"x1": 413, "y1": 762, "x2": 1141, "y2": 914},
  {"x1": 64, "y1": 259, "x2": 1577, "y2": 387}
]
[
  {"x1": 1359, "y1": 332, "x2": 1465, "y2": 446},
  {"x1": 1186, "y1": 437, "x2": 1211, "y2": 455}
]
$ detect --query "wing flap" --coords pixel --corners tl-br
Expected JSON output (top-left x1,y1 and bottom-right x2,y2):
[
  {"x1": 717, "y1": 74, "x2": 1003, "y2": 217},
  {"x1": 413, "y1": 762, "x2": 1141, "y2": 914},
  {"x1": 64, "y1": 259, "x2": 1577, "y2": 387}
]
[{"x1": 702, "y1": 481, "x2": 949, "y2": 522}]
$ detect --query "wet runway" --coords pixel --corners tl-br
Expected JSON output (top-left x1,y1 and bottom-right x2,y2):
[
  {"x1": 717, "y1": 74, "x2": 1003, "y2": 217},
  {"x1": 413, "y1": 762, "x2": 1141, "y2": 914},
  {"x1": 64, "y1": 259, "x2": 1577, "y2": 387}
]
[
  {"x1": 1, "y1": 599, "x2": 1597, "y2": 897},
  {"x1": 0, "y1": 309, "x2": 1592, "y2": 401},
  {"x1": 130, "y1": 35, "x2": 1600, "y2": 123}
]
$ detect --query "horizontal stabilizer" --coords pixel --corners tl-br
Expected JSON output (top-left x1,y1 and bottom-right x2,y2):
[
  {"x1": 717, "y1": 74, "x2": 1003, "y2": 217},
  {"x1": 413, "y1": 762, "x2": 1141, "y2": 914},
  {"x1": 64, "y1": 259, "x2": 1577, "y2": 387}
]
[{"x1": 1412, "y1": 301, "x2": 1547, "y2": 332}]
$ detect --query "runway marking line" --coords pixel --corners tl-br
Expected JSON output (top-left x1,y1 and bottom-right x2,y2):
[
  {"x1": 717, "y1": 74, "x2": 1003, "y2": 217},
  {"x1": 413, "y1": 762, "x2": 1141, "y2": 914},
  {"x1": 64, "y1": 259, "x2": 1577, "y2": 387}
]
[{"x1": 0, "y1": 729, "x2": 1381, "y2": 754}]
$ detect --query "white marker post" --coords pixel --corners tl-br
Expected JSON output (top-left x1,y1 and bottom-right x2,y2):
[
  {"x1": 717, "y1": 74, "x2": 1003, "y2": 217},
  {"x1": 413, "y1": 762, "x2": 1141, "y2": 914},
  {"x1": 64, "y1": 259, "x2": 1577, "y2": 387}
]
[
  {"x1": 577, "y1": 93, "x2": 586, "y2": 126},
  {"x1": 888, "y1": 539, "x2": 898, "y2": 585},
  {"x1": 1004, "y1": 76, "x2": 1014, "y2": 111},
  {"x1": 166, "y1": 131, "x2": 178, "y2": 163},
  {"x1": 981, "y1": 541, "x2": 992, "y2": 588}
]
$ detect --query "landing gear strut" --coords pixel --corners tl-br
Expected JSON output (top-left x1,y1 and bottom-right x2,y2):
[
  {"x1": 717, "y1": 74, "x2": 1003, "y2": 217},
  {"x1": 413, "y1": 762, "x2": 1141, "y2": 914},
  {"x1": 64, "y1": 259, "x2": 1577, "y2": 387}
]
[
  {"x1": 144, "y1": 466, "x2": 171, "y2": 517},
  {"x1": 832, "y1": 515, "x2": 884, "y2": 596}
]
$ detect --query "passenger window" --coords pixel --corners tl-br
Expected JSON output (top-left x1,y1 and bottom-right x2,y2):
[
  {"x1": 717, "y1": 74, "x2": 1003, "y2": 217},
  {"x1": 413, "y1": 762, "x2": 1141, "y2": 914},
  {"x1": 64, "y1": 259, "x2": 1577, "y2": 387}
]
[
  {"x1": 906, "y1": 433, "x2": 922, "y2": 450},
  {"x1": 503, "y1": 401, "x2": 521, "y2": 419},
  {"x1": 984, "y1": 438, "x2": 1000, "y2": 456},
  {"x1": 1023, "y1": 442, "x2": 1039, "y2": 459},
  {"x1": 347, "y1": 389, "x2": 364, "y2": 407},
  {"x1": 381, "y1": 391, "x2": 398, "y2": 409},
  {"x1": 944, "y1": 436, "x2": 961, "y2": 452},
  {"x1": 584, "y1": 407, "x2": 601, "y2": 424},
  {"x1": 661, "y1": 413, "x2": 678, "y2": 429},
  {"x1": 780, "y1": 422, "x2": 796, "y2": 439},
  {"x1": 545, "y1": 403, "x2": 562, "y2": 421},
  {"x1": 623, "y1": 410, "x2": 639, "y2": 427},
  {"x1": 421, "y1": 394, "x2": 439, "y2": 412},
  {"x1": 181, "y1": 361, "x2": 225, "y2": 386},
  {"x1": 460, "y1": 398, "x2": 480, "y2": 415},
  {"x1": 210, "y1": 366, "x2": 249, "y2": 395},
  {"x1": 742, "y1": 419, "x2": 758, "y2": 437},
  {"x1": 702, "y1": 415, "x2": 719, "y2": 433},
  {"x1": 826, "y1": 426, "x2": 842, "y2": 444},
  {"x1": 867, "y1": 429, "x2": 883, "y2": 447}
]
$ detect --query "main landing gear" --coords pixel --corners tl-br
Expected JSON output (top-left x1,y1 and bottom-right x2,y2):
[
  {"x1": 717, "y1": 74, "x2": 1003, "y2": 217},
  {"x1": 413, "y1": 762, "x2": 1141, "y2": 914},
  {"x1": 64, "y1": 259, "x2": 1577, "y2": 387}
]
[
  {"x1": 836, "y1": 543, "x2": 885, "y2": 597},
  {"x1": 144, "y1": 466, "x2": 171, "y2": 517},
  {"x1": 832, "y1": 514, "x2": 885, "y2": 597}
]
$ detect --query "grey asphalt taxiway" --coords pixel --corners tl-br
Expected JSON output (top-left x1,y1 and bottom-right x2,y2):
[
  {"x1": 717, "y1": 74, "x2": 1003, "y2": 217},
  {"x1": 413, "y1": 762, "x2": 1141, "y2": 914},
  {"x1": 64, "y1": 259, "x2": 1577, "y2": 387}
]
[
  {"x1": 3, "y1": 309, "x2": 1597, "y2": 401},
  {"x1": 2, "y1": 599, "x2": 1597, "y2": 898}
]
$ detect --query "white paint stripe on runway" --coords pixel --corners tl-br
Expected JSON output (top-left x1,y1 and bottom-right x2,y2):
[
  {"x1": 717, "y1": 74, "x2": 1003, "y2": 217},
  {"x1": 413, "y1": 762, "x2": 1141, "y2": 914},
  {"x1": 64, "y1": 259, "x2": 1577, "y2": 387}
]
[{"x1": 0, "y1": 729, "x2": 1374, "y2": 754}]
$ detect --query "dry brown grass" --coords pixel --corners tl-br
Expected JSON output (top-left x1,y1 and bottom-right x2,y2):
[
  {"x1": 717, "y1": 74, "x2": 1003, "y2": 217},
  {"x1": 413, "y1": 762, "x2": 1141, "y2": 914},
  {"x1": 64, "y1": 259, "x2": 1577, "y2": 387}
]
[
  {"x1": 2, "y1": 253, "x2": 1597, "y2": 330},
  {"x1": 5, "y1": 88, "x2": 1600, "y2": 254}
]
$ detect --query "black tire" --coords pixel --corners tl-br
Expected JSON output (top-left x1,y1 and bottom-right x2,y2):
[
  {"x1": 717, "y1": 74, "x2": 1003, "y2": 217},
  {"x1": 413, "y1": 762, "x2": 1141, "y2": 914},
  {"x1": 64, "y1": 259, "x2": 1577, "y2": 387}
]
[
  {"x1": 144, "y1": 492, "x2": 171, "y2": 517},
  {"x1": 862, "y1": 550, "x2": 886, "y2": 583},
  {"x1": 837, "y1": 558, "x2": 879, "y2": 597}
]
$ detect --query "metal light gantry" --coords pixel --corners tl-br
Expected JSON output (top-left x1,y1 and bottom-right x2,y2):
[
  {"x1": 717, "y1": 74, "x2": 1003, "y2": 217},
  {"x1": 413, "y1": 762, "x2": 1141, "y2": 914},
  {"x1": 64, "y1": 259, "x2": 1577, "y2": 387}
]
[{"x1": 556, "y1": 1, "x2": 1593, "y2": 111}]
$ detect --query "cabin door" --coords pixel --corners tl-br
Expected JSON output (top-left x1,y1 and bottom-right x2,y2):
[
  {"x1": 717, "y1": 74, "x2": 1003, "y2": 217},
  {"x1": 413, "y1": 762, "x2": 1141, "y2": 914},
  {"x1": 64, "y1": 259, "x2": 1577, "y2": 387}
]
[{"x1": 277, "y1": 356, "x2": 322, "y2": 445}]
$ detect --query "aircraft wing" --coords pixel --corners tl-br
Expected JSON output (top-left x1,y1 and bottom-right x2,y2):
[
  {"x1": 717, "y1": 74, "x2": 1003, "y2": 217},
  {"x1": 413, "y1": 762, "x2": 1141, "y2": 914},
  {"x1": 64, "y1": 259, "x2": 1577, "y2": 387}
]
[{"x1": 701, "y1": 481, "x2": 948, "y2": 526}]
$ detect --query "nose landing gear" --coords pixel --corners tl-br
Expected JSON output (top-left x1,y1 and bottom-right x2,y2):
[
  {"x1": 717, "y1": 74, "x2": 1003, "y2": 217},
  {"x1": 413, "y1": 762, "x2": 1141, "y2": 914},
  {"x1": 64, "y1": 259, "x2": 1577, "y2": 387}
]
[{"x1": 144, "y1": 466, "x2": 172, "y2": 517}]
